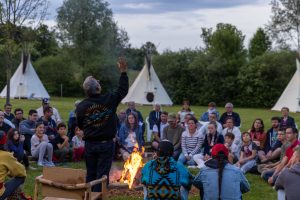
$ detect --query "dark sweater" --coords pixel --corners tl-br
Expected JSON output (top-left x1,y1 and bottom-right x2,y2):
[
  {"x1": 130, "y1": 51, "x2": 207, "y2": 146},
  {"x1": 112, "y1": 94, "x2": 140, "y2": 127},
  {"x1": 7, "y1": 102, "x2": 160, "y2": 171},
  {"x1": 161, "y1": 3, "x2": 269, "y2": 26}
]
[
  {"x1": 76, "y1": 72, "x2": 129, "y2": 142},
  {"x1": 203, "y1": 133, "x2": 224, "y2": 155},
  {"x1": 219, "y1": 112, "x2": 241, "y2": 127}
]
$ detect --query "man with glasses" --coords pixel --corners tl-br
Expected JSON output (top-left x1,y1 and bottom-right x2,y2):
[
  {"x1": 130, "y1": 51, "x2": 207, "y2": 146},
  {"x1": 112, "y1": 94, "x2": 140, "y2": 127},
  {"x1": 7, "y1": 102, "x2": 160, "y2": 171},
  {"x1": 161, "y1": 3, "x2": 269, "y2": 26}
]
[
  {"x1": 20, "y1": 110, "x2": 39, "y2": 155},
  {"x1": 12, "y1": 108, "x2": 25, "y2": 130}
]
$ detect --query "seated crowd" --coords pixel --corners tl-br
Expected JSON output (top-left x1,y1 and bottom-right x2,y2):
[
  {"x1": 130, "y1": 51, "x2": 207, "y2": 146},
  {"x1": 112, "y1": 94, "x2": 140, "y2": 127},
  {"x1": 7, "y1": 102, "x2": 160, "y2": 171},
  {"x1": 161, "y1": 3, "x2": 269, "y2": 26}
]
[
  {"x1": 0, "y1": 99, "x2": 85, "y2": 170},
  {"x1": 139, "y1": 100, "x2": 300, "y2": 199},
  {"x1": 0, "y1": 98, "x2": 299, "y2": 199}
]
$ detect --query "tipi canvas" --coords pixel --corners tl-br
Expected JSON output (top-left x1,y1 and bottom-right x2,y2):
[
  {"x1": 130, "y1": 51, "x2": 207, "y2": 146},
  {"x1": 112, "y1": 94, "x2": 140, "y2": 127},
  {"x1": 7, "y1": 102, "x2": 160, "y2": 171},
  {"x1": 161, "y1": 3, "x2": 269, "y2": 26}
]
[
  {"x1": 0, "y1": 54, "x2": 50, "y2": 99},
  {"x1": 272, "y1": 59, "x2": 300, "y2": 112},
  {"x1": 121, "y1": 57, "x2": 173, "y2": 106}
]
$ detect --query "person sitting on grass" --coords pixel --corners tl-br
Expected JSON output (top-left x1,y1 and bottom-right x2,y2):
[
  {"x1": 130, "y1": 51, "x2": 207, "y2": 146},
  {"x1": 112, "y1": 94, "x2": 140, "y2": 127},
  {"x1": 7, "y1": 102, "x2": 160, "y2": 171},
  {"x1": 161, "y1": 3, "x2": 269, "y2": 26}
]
[
  {"x1": 51, "y1": 122, "x2": 73, "y2": 163},
  {"x1": 151, "y1": 111, "x2": 168, "y2": 150},
  {"x1": 236, "y1": 132, "x2": 258, "y2": 173},
  {"x1": 72, "y1": 127, "x2": 85, "y2": 162},
  {"x1": 31, "y1": 122, "x2": 54, "y2": 167},
  {"x1": 201, "y1": 121, "x2": 224, "y2": 162},
  {"x1": 268, "y1": 127, "x2": 300, "y2": 186},
  {"x1": 0, "y1": 131, "x2": 27, "y2": 200},
  {"x1": 222, "y1": 117, "x2": 241, "y2": 148},
  {"x1": 119, "y1": 112, "x2": 143, "y2": 161},
  {"x1": 6, "y1": 129, "x2": 29, "y2": 169},
  {"x1": 259, "y1": 117, "x2": 282, "y2": 163},
  {"x1": 249, "y1": 118, "x2": 267, "y2": 163},
  {"x1": 260, "y1": 129, "x2": 289, "y2": 181},
  {"x1": 193, "y1": 144, "x2": 250, "y2": 200},
  {"x1": 142, "y1": 140, "x2": 193, "y2": 200},
  {"x1": 37, "y1": 106, "x2": 57, "y2": 142},
  {"x1": 224, "y1": 132, "x2": 240, "y2": 164},
  {"x1": 275, "y1": 145, "x2": 300, "y2": 200},
  {"x1": 178, "y1": 117, "x2": 204, "y2": 168}
]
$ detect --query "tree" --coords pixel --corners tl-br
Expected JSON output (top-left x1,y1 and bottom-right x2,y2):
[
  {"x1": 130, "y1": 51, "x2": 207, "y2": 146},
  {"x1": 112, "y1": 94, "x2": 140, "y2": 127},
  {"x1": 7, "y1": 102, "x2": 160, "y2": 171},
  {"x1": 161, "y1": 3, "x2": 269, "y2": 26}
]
[
  {"x1": 56, "y1": 0, "x2": 129, "y2": 90},
  {"x1": 249, "y1": 28, "x2": 271, "y2": 59},
  {"x1": 32, "y1": 24, "x2": 59, "y2": 61},
  {"x1": 0, "y1": 0, "x2": 48, "y2": 103},
  {"x1": 267, "y1": 0, "x2": 300, "y2": 52},
  {"x1": 197, "y1": 23, "x2": 247, "y2": 105},
  {"x1": 237, "y1": 50, "x2": 296, "y2": 107}
]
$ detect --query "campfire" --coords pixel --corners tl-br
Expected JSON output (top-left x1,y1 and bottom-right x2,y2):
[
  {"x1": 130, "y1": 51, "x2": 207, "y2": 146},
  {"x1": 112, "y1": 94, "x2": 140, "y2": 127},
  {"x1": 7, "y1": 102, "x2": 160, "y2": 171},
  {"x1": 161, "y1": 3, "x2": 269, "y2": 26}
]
[{"x1": 119, "y1": 144, "x2": 145, "y2": 189}]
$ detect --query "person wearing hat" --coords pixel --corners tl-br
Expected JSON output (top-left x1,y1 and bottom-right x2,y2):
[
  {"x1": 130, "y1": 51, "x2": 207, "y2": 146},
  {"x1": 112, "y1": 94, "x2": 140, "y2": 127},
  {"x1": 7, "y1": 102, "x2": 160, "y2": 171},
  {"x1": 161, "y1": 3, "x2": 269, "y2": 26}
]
[
  {"x1": 193, "y1": 144, "x2": 250, "y2": 200},
  {"x1": 142, "y1": 140, "x2": 193, "y2": 200},
  {"x1": 219, "y1": 102, "x2": 241, "y2": 128},
  {"x1": 200, "y1": 102, "x2": 220, "y2": 122},
  {"x1": 162, "y1": 113, "x2": 185, "y2": 160},
  {"x1": 0, "y1": 131, "x2": 27, "y2": 199},
  {"x1": 36, "y1": 98, "x2": 62, "y2": 124}
]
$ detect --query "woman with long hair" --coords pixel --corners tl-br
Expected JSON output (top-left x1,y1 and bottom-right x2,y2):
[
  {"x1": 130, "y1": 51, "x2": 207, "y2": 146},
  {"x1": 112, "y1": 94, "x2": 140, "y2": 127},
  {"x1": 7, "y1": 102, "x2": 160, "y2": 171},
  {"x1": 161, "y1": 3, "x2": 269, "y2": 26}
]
[
  {"x1": 7, "y1": 129, "x2": 29, "y2": 169},
  {"x1": 119, "y1": 112, "x2": 143, "y2": 161},
  {"x1": 193, "y1": 144, "x2": 250, "y2": 200},
  {"x1": 249, "y1": 118, "x2": 266, "y2": 162}
]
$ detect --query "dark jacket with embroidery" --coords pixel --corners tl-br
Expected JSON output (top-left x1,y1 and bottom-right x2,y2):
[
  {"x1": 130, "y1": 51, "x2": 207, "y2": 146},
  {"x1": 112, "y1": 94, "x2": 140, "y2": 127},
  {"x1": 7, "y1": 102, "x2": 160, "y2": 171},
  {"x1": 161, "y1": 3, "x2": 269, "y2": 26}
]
[
  {"x1": 76, "y1": 72, "x2": 129, "y2": 141},
  {"x1": 142, "y1": 157, "x2": 193, "y2": 200}
]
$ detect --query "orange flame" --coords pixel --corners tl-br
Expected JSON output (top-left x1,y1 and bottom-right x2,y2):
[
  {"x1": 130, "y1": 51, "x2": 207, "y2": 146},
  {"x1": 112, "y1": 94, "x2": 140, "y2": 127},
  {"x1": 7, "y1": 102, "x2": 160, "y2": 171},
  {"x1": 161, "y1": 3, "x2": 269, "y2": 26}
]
[{"x1": 120, "y1": 144, "x2": 144, "y2": 189}]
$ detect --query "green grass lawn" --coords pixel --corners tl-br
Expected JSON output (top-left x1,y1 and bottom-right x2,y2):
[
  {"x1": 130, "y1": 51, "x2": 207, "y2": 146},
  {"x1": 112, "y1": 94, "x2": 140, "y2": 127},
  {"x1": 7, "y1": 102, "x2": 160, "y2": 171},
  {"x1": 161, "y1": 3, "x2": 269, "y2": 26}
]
[{"x1": 0, "y1": 97, "x2": 295, "y2": 199}]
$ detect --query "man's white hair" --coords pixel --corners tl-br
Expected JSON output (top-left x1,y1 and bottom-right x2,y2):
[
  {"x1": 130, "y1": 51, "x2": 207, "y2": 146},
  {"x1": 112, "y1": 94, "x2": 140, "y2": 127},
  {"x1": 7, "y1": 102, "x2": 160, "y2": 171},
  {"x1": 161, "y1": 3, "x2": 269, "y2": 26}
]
[{"x1": 83, "y1": 76, "x2": 101, "y2": 96}]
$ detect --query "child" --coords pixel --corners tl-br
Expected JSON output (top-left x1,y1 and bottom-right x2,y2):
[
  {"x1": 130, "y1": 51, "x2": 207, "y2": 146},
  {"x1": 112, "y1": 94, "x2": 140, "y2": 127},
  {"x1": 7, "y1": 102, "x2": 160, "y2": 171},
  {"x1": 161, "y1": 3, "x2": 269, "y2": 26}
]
[
  {"x1": 72, "y1": 127, "x2": 85, "y2": 161},
  {"x1": 51, "y1": 122, "x2": 72, "y2": 163},
  {"x1": 224, "y1": 132, "x2": 240, "y2": 164},
  {"x1": 0, "y1": 131, "x2": 27, "y2": 199},
  {"x1": 237, "y1": 132, "x2": 258, "y2": 173},
  {"x1": 31, "y1": 122, "x2": 54, "y2": 167},
  {"x1": 7, "y1": 129, "x2": 29, "y2": 169}
]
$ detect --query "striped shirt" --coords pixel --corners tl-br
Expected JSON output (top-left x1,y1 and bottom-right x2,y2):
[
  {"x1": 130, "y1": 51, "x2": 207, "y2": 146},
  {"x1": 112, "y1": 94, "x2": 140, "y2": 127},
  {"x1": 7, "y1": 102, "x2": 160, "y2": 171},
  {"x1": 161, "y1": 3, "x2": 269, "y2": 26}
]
[{"x1": 181, "y1": 129, "x2": 204, "y2": 156}]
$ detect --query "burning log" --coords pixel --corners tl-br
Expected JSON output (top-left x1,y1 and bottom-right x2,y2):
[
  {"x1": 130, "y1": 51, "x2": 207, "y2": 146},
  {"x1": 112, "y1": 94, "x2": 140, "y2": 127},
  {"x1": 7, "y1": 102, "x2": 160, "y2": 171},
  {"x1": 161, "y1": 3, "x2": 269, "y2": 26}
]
[{"x1": 119, "y1": 144, "x2": 145, "y2": 189}]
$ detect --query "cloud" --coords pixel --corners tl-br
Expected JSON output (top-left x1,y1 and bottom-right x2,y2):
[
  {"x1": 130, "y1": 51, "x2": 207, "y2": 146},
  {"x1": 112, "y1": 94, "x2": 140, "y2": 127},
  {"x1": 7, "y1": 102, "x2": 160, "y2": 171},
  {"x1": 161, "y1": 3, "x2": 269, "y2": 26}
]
[
  {"x1": 45, "y1": 0, "x2": 272, "y2": 53},
  {"x1": 123, "y1": 3, "x2": 160, "y2": 10},
  {"x1": 110, "y1": 0, "x2": 264, "y2": 14}
]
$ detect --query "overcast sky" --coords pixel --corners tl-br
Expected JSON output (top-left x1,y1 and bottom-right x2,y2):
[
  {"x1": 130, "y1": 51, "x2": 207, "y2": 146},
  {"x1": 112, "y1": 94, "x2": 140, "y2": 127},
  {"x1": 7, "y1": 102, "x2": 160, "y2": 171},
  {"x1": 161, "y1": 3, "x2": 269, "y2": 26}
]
[{"x1": 46, "y1": 0, "x2": 272, "y2": 52}]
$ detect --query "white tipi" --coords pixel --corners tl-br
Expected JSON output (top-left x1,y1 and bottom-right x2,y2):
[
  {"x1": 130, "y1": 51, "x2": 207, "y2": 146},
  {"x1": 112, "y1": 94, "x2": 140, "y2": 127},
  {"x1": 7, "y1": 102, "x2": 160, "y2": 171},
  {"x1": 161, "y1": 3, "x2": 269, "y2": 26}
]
[
  {"x1": 121, "y1": 54, "x2": 173, "y2": 106},
  {"x1": 0, "y1": 54, "x2": 50, "y2": 99},
  {"x1": 272, "y1": 59, "x2": 300, "y2": 112}
]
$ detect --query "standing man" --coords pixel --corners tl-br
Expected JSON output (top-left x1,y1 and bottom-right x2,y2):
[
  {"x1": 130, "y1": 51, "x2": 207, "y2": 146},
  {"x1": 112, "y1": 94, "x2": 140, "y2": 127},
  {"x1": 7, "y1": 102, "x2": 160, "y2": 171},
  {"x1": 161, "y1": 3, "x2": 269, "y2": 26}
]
[{"x1": 76, "y1": 58, "x2": 128, "y2": 192}]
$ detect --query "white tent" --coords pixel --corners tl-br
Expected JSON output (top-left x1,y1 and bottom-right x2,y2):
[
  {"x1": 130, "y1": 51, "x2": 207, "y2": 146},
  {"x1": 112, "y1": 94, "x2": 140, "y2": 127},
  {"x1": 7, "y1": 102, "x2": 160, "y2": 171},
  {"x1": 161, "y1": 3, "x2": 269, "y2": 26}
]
[
  {"x1": 0, "y1": 54, "x2": 50, "y2": 99},
  {"x1": 272, "y1": 59, "x2": 300, "y2": 112},
  {"x1": 121, "y1": 58, "x2": 173, "y2": 106}
]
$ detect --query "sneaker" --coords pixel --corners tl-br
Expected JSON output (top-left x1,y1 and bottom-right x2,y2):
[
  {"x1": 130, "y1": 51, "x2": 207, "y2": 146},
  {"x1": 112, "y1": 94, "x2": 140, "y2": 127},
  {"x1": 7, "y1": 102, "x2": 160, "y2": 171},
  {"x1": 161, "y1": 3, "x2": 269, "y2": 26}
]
[
  {"x1": 43, "y1": 160, "x2": 55, "y2": 167},
  {"x1": 37, "y1": 161, "x2": 44, "y2": 167}
]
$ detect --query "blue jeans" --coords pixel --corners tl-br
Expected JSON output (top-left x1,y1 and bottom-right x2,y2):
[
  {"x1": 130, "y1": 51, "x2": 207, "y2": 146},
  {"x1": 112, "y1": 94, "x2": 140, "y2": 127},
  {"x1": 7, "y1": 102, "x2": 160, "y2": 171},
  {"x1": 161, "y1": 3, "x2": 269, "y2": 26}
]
[
  {"x1": 178, "y1": 153, "x2": 196, "y2": 166},
  {"x1": 0, "y1": 177, "x2": 25, "y2": 200},
  {"x1": 85, "y1": 140, "x2": 113, "y2": 192}
]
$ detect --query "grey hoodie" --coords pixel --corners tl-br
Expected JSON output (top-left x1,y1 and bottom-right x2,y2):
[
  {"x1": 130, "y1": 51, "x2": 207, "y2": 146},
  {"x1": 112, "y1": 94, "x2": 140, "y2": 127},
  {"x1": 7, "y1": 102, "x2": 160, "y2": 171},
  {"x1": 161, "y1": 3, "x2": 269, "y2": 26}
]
[{"x1": 275, "y1": 162, "x2": 300, "y2": 200}]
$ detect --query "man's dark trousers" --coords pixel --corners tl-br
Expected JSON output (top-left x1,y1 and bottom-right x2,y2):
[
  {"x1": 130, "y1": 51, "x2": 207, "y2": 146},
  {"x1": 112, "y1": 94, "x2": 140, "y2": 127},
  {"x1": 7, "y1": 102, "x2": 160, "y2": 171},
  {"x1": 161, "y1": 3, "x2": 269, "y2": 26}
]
[{"x1": 85, "y1": 140, "x2": 114, "y2": 192}]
